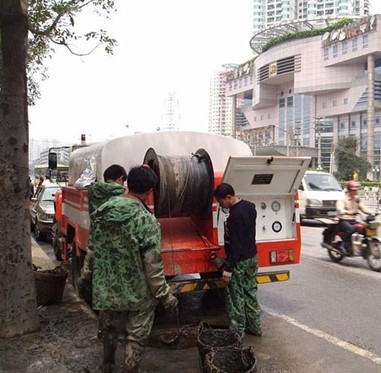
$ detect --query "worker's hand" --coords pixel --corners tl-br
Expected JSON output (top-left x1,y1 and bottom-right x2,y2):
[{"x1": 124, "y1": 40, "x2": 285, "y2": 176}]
[
  {"x1": 222, "y1": 270, "x2": 232, "y2": 283},
  {"x1": 161, "y1": 293, "x2": 178, "y2": 310}
]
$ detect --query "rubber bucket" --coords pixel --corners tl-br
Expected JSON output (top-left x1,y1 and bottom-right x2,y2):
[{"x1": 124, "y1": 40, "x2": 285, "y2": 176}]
[
  {"x1": 204, "y1": 347, "x2": 257, "y2": 373},
  {"x1": 34, "y1": 265, "x2": 68, "y2": 306},
  {"x1": 197, "y1": 322, "x2": 243, "y2": 371}
]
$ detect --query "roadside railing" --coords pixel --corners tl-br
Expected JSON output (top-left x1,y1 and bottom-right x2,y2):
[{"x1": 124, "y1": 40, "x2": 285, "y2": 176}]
[{"x1": 358, "y1": 189, "x2": 381, "y2": 211}]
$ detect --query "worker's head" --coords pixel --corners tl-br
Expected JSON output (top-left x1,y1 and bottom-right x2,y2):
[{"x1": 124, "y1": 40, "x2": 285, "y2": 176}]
[
  {"x1": 213, "y1": 183, "x2": 236, "y2": 208},
  {"x1": 127, "y1": 165, "x2": 157, "y2": 194},
  {"x1": 103, "y1": 164, "x2": 127, "y2": 185},
  {"x1": 346, "y1": 180, "x2": 359, "y2": 195}
]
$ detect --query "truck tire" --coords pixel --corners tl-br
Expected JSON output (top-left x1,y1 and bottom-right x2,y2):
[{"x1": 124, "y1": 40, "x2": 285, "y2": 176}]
[
  {"x1": 52, "y1": 222, "x2": 62, "y2": 261},
  {"x1": 71, "y1": 241, "x2": 84, "y2": 290}
]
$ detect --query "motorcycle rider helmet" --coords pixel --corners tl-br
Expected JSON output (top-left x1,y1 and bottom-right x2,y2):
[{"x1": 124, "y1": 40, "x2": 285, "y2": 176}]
[{"x1": 347, "y1": 180, "x2": 359, "y2": 191}]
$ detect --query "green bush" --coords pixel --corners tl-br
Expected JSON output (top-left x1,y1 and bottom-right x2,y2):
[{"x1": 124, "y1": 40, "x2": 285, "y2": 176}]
[{"x1": 262, "y1": 18, "x2": 353, "y2": 53}]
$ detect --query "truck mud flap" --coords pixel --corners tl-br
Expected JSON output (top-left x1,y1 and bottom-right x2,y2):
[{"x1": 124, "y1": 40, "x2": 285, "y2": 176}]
[{"x1": 168, "y1": 270, "x2": 290, "y2": 293}]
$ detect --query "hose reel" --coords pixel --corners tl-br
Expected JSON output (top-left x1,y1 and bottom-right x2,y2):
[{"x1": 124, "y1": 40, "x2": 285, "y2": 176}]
[{"x1": 143, "y1": 148, "x2": 214, "y2": 219}]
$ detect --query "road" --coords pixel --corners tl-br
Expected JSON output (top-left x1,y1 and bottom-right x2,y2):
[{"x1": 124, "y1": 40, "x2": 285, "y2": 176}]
[{"x1": 37, "y1": 224, "x2": 381, "y2": 372}]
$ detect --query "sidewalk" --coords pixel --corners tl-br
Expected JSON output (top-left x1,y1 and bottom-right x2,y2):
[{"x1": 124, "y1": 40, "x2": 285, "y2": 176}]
[
  {"x1": 29, "y1": 238, "x2": 201, "y2": 372},
  {"x1": 28, "y1": 239, "x2": 271, "y2": 372}
]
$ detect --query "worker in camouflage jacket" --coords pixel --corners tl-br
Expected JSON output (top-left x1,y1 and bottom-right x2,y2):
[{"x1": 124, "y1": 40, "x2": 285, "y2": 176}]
[
  {"x1": 91, "y1": 165, "x2": 178, "y2": 373},
  {"x1": 77, "y1": 164, "x2": 127, "y2": 306}
]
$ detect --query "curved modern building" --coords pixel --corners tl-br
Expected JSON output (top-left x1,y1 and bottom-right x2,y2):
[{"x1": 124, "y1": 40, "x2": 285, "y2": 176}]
[{"x1": 226, "y1": 15, "x2": 381, "y2": 177}]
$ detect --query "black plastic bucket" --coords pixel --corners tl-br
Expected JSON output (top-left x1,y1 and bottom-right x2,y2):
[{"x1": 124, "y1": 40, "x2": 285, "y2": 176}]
[
  {"x1": 197, "y1": 322, "x2": 243, "y2": 371},
  {"x1": 204, "y1": 347, "x2": 257, "y2": 373}
]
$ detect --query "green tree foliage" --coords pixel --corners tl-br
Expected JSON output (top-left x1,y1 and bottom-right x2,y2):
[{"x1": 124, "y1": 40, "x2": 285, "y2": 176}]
[
  {"x1": 335, "y1": 137, "x2": 371, "y2": 180},
  {"x1": 26, "y1": 0, "x2": 117, "y2": 104}
]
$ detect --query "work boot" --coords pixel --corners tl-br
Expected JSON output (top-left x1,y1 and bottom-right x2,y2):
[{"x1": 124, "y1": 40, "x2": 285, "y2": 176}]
[
  {"x1": 102, "y1": 312, "x2": 118, "y2": 372},
  {"x1": 123, "y1": 341, "x2": 144, "y2": 373}
]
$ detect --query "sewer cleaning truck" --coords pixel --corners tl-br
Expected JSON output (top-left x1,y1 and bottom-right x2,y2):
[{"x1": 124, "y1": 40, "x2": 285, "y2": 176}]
[{"x1": 52, "y1": 131, "x2": 310, "y2": 292}]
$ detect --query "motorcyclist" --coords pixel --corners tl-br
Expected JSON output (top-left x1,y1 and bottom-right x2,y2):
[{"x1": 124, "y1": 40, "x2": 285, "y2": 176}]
[{"x1": 336, "y1": 180, "x2": 373, "y2": 253}]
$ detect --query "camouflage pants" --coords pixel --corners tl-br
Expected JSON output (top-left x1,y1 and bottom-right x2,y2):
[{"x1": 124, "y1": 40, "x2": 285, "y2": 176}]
[
  {"x1": 225, "y1": 256, "x2": 262, "y2": 335},
  {"x1": 101, "y1": 305, "x2": 155, "y2": 372}
]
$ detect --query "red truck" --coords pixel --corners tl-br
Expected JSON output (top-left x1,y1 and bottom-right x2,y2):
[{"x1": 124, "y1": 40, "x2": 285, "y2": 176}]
[{"x1": 53, "y1": 131, "x2": 310, "y2": 292}]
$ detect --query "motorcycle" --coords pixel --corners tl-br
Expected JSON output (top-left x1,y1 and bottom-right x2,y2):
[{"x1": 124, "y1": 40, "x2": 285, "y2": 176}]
[{"x1": 320, "y1": 214, "x2": 381, "y2": 272}]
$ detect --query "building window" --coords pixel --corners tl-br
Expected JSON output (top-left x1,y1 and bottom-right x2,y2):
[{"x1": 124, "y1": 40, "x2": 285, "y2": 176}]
[
  {"x1": 322, "y1": 101, "x2": 327, "y2": 109},
  {"x1": 333, "y1": 45, "x2": 338, "y2": 58},
  {"x1": 260, "y1": 115, "x2": 264, "y2": 120},
  {"x1": 324, "y1": 47, "x2": 329, "y2": 61},
  {"x1": 344, "y1": 97, "x2": 348, "y2": 104},
  {"x1": 342, "y1": 41, "x2": 348, "y2": 55},
  {"x1": 352, "y1": 37, "x2": 358, "y2": 52},
  {"x1": 363, "y1": 34, "x2": 368, "y2": 48},
  {"x1": 268, "y1": 113, "x2": 271, "y2": 119},
  {"x1": 333, "y1": 99, "x2": 337, "y2": 107}
]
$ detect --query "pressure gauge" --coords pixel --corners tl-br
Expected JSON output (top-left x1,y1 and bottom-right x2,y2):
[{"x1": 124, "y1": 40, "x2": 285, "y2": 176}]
[
  {"x1": 271, "y1": 201, "x2": 281, "y2": 212},
  {"x1": 272, "y1": 221, "x2": 282, "y2": 233}
]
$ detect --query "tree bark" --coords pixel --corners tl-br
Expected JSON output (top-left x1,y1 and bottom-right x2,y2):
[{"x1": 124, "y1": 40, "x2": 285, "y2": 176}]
[{"x1": 0, "y1": 0, "x2": 40, "y2": 337}]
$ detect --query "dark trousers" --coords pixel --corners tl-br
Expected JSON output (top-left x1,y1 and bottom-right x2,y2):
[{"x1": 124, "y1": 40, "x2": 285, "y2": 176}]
[{"x1": 338, "y1": 219, "x2": 356, "y2": 249}]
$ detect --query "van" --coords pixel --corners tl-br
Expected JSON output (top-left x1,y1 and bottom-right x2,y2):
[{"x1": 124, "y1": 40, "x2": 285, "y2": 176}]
[{"x1": 298, "y1": 171, "x2": 344, "y2": 220}]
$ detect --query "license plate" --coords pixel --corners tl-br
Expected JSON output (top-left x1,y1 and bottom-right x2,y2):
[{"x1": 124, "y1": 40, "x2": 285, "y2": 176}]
[{"x1": 328, "y1": 211, "x2": 336, "y2": 217}]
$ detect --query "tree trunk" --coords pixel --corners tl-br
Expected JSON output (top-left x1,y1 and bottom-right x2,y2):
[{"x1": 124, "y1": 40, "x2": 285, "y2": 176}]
[{"x1": 0, "y1": 0, "x2": 40, "y2": 337}]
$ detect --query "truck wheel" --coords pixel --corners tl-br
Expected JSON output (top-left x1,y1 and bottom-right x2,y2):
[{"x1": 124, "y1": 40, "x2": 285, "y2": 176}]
[
  {"x1": 71, "y1": 241, "x2": 84, "y2": 290},
  {"x1": 52, "y1": 222, "x2": 62, "y2": 261}
]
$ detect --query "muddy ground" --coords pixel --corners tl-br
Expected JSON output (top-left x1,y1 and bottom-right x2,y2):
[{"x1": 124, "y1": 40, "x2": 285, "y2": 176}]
[{"x1": 0, "y1": 284, "x2": 227, "y2": 373}]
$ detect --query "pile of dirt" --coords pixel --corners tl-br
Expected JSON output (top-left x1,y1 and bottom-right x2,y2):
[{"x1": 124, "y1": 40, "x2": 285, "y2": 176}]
[{"x1": 0, "y1": 287, "x2": 102, "y2": 373}]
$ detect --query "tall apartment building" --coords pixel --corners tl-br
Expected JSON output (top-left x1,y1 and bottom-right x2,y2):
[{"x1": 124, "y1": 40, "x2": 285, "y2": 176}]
[
  {"x1": 208, "y1": 65, "x2": 236, "y2": 136},
  {"x1": 253, "y1": 0, "x2": 370, "y2": 36}
]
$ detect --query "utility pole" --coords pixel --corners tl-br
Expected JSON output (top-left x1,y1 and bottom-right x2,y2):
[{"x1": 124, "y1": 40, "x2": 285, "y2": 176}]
[
  {"x1": 295, "y1": 122, "x2": 301, "y2": 157},
  {"x1": 314, "y1": 117, "x2": 323, "y2": 170}
]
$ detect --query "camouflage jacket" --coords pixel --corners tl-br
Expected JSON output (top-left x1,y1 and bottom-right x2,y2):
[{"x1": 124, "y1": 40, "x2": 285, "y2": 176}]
[
  {"x1": 91, "y1": 196, "x2": 170, "y2": 311},
  {"x1": 87, "y1": 181, "x2": 126, "y2": 214},
  {"x1": 81, "y1": 182, "x2": 126, "y2": 281}
]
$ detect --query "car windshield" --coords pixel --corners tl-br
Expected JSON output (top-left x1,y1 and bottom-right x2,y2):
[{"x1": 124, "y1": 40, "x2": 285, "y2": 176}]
[
  {"x1": 41, "y1": 186, "x2": 60, "y2": 201},
  {"x1": 305, "y1": 174, "x2": 342, "y2": 191}
]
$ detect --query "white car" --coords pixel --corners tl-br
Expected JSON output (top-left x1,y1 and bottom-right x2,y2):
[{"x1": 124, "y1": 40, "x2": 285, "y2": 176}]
[
  {"x1": 298, "y1": 171, "x2": 344, "y2": 220},
  {"x1": 30, "y1": 183, "x2": 61, "y2": 240}
]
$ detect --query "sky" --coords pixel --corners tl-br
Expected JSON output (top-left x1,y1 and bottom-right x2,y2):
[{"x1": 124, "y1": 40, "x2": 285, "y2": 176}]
[
  {"x1": 28, "y1": 0, "x2": 381, "y2": 145},
  {"x1": 28, "y1": 0, "x2": 253, "y2": 144}
]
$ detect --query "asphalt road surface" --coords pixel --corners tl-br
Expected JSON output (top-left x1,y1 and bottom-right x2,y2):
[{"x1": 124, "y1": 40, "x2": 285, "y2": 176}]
[{"x1": 37, "y1": 225, "x2": 381, "y2": 372}]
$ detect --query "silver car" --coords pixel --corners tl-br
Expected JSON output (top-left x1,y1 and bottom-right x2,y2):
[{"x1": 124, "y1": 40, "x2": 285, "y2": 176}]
[{"x1": 30, "y1": 183, "x2": 61, "y2": 241}]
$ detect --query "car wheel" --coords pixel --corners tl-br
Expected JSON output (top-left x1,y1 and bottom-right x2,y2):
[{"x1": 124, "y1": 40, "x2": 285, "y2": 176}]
[{"x1": 34, "y1": 223, "x2": 45, "y2": 242}]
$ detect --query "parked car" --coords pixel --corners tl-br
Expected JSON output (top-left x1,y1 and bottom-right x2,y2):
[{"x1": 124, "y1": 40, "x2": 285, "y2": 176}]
[
  {"x1": 298, "y1": 171, "x2": 344, "y2": 220},
  {"x1": 30, "y1": 183, "x2": 61, "y2": 241}
]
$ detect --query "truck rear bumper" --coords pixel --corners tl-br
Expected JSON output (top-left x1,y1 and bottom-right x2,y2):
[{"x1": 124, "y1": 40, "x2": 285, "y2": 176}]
[{"x1": 168, "y1": 270, "x2": 290, "y2": 293}]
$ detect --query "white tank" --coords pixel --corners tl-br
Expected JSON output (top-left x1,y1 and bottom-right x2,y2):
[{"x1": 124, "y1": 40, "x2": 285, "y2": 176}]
[{"x1": 68, "y1": 131, "x2": 252, "y2": 185}]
